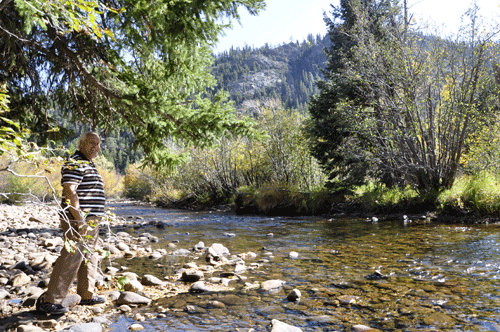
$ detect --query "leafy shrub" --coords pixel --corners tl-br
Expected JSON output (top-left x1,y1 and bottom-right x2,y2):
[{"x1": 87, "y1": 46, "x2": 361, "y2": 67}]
[
  {"x1": 438, "y1": 172, "x2": 500, "y2": 215},
  {"x1": 123, "y1": 163, "x2": 153, "y2": 200},
  {"x1": 0, "y1": 154, "x2": 63, "y2": 203},
  {"x1": 94, "y1": 155, "x2": 123, "y2": 198}
]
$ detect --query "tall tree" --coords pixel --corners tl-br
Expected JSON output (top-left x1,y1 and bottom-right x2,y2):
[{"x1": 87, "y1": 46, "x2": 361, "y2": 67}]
[
  {"x1": 0, "y1": 0, "x2": 265, "y2": 169},
  {"x1": 306, "y1": 0, "x2": 396, "y2": 193},
  {"x1": 307, "y1": 0, "x2": 500, "y2": 196}
]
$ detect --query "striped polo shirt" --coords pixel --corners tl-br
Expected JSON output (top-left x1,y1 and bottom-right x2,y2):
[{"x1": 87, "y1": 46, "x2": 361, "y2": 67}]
[{"x1": 61, "y1": 151, "x2": 105, "y2": 217}]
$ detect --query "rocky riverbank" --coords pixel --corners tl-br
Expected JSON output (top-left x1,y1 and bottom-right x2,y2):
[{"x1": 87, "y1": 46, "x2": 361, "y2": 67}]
[{"x1": 1, "y1": 203, "x2": 365, "y2": 332}]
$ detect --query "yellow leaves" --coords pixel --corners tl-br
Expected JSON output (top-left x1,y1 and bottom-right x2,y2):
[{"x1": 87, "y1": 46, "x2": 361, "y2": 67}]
[{"x1": 27, "y1": 0, "x2": 124, "y2": 40}]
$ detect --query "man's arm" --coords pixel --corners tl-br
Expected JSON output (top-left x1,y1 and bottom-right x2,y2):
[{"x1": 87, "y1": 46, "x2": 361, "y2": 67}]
[{"x1": 62, "y1": 183, "x2": 83, "y2": 221}]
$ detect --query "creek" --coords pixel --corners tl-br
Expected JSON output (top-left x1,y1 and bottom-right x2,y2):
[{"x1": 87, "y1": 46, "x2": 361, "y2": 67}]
[{"x1": 105, "y1": 202, "x2": 500, "y2": 331}]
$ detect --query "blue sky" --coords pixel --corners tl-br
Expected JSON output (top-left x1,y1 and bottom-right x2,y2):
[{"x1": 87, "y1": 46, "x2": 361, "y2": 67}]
[{"x1": 214, "y1": 0, "x2": 500, "y2": 54}]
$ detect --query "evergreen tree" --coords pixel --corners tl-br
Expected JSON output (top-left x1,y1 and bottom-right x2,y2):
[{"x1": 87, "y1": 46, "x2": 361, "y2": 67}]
[
  {"x1": 306, "y1": 0, "x2": 395, "y2": 193},
  {"x1": 307, "y1": 0, "x2": 500, "y2": 196},
  {"x1": 0, "y1": 0, "x2": 265, "y2": 170}
]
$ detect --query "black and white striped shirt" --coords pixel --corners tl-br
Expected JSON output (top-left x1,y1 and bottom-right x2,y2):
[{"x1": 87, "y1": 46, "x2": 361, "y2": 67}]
[{"x1": 61, "y1": 151, "x2": 105, "y2": 217}]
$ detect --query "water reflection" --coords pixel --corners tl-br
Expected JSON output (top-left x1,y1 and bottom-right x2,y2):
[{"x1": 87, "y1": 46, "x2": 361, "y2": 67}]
[{"x1": 106, "y1": 203, "x2": 500, "y2": 331}]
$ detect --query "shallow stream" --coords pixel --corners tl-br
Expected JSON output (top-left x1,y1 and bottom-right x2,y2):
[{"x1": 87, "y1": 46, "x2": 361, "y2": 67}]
[{"x1": 105, "y1": 203, "x2": 500, "y2": 331}]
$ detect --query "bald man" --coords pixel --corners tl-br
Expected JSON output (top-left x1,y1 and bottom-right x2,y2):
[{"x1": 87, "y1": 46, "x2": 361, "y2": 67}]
[{"x1": 37, "y1": 132, "x2": 106, "y2": 314}]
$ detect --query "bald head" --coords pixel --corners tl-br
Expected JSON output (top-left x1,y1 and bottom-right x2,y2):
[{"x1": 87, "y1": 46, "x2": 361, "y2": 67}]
[{"x1": 78, "y1": 132, "x2": 101, "y2": 161}]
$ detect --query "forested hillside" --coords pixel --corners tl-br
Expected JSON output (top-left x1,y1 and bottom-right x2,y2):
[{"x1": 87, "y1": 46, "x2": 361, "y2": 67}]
[{"x1": 212, "y1": 33, "x2": 328, "y2": 114}]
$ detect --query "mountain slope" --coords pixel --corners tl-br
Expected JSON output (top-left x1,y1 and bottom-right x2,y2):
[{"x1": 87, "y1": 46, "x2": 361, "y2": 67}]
[{"x1": 212, "y1": 33, "x2": 329, "y2": 114}]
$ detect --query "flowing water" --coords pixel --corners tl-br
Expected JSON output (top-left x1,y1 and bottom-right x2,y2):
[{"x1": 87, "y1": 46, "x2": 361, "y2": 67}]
[{"x1": 106, "y1": 203, "x2": 500, "y2": 331}]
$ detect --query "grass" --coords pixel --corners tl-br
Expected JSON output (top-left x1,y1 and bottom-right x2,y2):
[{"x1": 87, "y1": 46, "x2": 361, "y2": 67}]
[{"x1": 438, "y1": 171, "x2": 500, "y2": 215}]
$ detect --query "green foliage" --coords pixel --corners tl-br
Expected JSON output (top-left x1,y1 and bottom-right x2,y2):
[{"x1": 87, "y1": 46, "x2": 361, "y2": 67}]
[
  {"x1": 123, "y1": 163, "x2": 153, "y2": 200},
  {"x1": 438, "y1": 172, "x2": 500, "y2": 215},
  {"x1": 127, "y1": 105, "x2": 325, "y2": 206},
  {"x1": 116, "y1": 275, "x2": 130, "y2": 292},
  {"x1": 307, "y1": 0, "x2": 500, "y2": 197},
  {"x1": 1, "y1": 0, "x2": 266, "y2": 169},
  {"x1": 354, "y1": 182, "x2": 418, "y2": 211}
]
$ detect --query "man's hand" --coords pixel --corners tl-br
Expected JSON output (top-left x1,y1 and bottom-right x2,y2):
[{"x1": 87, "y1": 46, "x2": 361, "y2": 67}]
[{"x1": 62, "y1": 183, "x2": 83, "y2": 222}]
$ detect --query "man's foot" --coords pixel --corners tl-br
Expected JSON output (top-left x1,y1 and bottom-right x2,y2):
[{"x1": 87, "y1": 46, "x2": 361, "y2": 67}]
[
  {"x1": 79, "y1": 295, "x2": 106, "y2": 306},
  {"x1": 36, "y1": 295, "x2": 69, "y2": 315}
]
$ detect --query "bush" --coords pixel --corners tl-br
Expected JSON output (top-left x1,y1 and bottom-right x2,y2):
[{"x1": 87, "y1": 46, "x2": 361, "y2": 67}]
[
  {"x1": 94, "y1": 155, "x2": 123, "y2": 198},
  {"x1": 123, "y1": 163, "x2": 153, "y2": 200},
  {"x1": 354, "y1": 182, "x2": 419, "y2": 211},
  {"x1": 0, "y1": 154, "x2": 63, "y2": 203},
  {"x1": 438, "y1": 172, "x2": 500, "y2": 215}
]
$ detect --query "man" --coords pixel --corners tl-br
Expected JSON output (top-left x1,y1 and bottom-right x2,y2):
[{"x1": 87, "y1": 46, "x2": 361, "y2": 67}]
[{"x1": 36, "y1": 132, "x2": 106, "y2": 314}]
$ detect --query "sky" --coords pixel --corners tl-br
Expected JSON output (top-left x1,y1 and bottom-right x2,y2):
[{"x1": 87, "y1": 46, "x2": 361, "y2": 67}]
[{"x1": 214, "y1": 0, "x2": 500, "y2": 54}]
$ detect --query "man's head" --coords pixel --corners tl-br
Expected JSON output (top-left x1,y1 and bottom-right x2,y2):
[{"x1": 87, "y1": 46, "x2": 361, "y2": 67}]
[{"x1": 78, "y1": 132, "x2": 101, "y2": 161}]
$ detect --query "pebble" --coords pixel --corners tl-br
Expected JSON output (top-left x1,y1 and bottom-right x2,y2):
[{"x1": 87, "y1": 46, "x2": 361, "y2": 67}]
[
  {"x1": 261, "y1": 279, "x2": 286, "y2": 292},
  {"x1": 128, "y1": 324, "x2": 145, "y2": 331},
  {"x1": 116, "y1": 291, "x2": 152, "y2": 305},
  {"x1": 270, "y1": 319, "x2": 303, "y2": 332},
  {"x1": 287, "y1": 289, "x2": 301, "y2": 302}
]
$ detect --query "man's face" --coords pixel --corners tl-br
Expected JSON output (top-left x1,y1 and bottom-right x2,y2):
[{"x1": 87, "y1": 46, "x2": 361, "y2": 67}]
[{"x1": 81, "y1": 134, "x2": 101, "y2": 161}]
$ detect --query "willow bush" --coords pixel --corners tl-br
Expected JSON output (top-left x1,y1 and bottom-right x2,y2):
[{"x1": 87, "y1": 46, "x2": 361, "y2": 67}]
[{"x1": 125, "y1": 106, "x2": 326, "y2": 206}]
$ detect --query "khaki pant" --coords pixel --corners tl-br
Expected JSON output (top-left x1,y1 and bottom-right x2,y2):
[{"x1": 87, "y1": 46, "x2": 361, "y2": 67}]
[{"x1": 45, "y1": 216, "x2": 101, "y2": 304}]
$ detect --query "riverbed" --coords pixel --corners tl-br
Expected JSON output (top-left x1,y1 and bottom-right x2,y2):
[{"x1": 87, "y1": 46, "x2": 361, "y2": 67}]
[{"x1": 105, "y1": 202, "x2": 500, "y2": 331}]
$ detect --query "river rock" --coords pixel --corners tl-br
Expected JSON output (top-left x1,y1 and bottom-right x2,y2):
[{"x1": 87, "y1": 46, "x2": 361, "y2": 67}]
[
  {"x1": 288, "y1": 251, "x2": 299, "y2": 259},
  {"x1": 44, "y1": 237, "x2": 64, "y2": 248},
  {"x1": 189, "y1": 281, "x2": 212, "y2": 293},
  {"x1": 129, "y1": 324, "x2": 144, "y2": 331},
  {"x1": 116, "y1": 291, "x2": 151, "y2": 305},
  {"x1": 44, "y1": 254, "x2": 57, "y2": 264},
  {"x1": 0, "y1": 288, "x2": 9, "y2": 300},
  {"x1": 172, "y1": 249, "x2": 191, "y2": 256},
  {"x1": 261, "y1": 279, "x2": 286, "y2": 292},
  {"x1": 207, "y1": 300, "x2": 226, "y2": 309},
  {"x1": 206, "y1": 243, "x2": 229, "y2": 264},
  {"x1": 193, "y1": 241, "x2": 205, "y2": 251},
  {"x1": 92, "y1": 316, "x2": 112, "y2": 325},
  {"x1": 141, "y1": 274, "x2": 165, "y2": 286},
  {"x1": 116, "y1": 242, "x2": 130, "y2": 252},
  {"x1": 36, "y1": 319, "x2": 58, "y2": 329},
  {"x1": 62, "y1": 294, "x2": 82, "y2": 309},
  {"x1": 181, "y1": 270, "x2": 204, "y2": 282},
  {"x1": 16, "y1": 325, "x2": 44, "y2": 332},
  {"x1": 105, "y1": 266, "x2": 119, "y2": 275},
  {"x1": 119, "y1": 304, "x2": 132, "y2": 312},
  {"x1": 106, "y1": 291, "x2": 121, "y2": 301},
  {"x1": 124, "y1": 251, "x2": 135, "y2": 258},
  {"x1": 287, "y1": 289, "x2": 301, "y2": 302},
  {"x1": 12, "y1": 261, "x2": 35, "y2": 274},
  {"x1": 124, "y1": 279, "x2": 144, "y2": 292},
  {"x1": 106, "y1": 244, "x2": 121, "y2": 255},
  {"x1": 234, "y1": 264, "x2": 246, "y2": 274},
  {"x1": 338, "y1": 295, "x2": 360, "y2": 305},
  {"x1": 10, "y1": 272, "x2": 31, "y2": 287},
  {"x1": 134, "y1": 313, "x2": 145, "y2": 321},
  {"x1": 121, "y1": 272, "x2": 139, "y2": 281},
  {"x1": 270, "y1": 319, "x2": 303, "y2": 332},
  {"x1": 423, "y1": 312, "x2": 455, "y2": 327},
  {"x1": 351, "y1": 325, "x2": 381, "y2": 332},
  {"x1": 63, "y1": 322, "x2": 103, "y2": 332},
  {"x1": 183, "y1": 262, "x2": 197, "y2": 269},
  {"x1": 149, "y1": 252, "x2": 162, "y2": 259}
]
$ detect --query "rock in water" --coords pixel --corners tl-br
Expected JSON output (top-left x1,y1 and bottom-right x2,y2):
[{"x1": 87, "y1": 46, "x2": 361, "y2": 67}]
[
  {"x1": 116, "y1": 292, "x2": 151, "y2": 305},
  {"x1": 270, "y1": 319, "x2": 303, "y2": 332},
  {"x1": 287, "y1": 289, "x2": 301, "y2": 302},
  {"x1": 261, "y1": 279, "x2": 286, "y2": 292}
]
